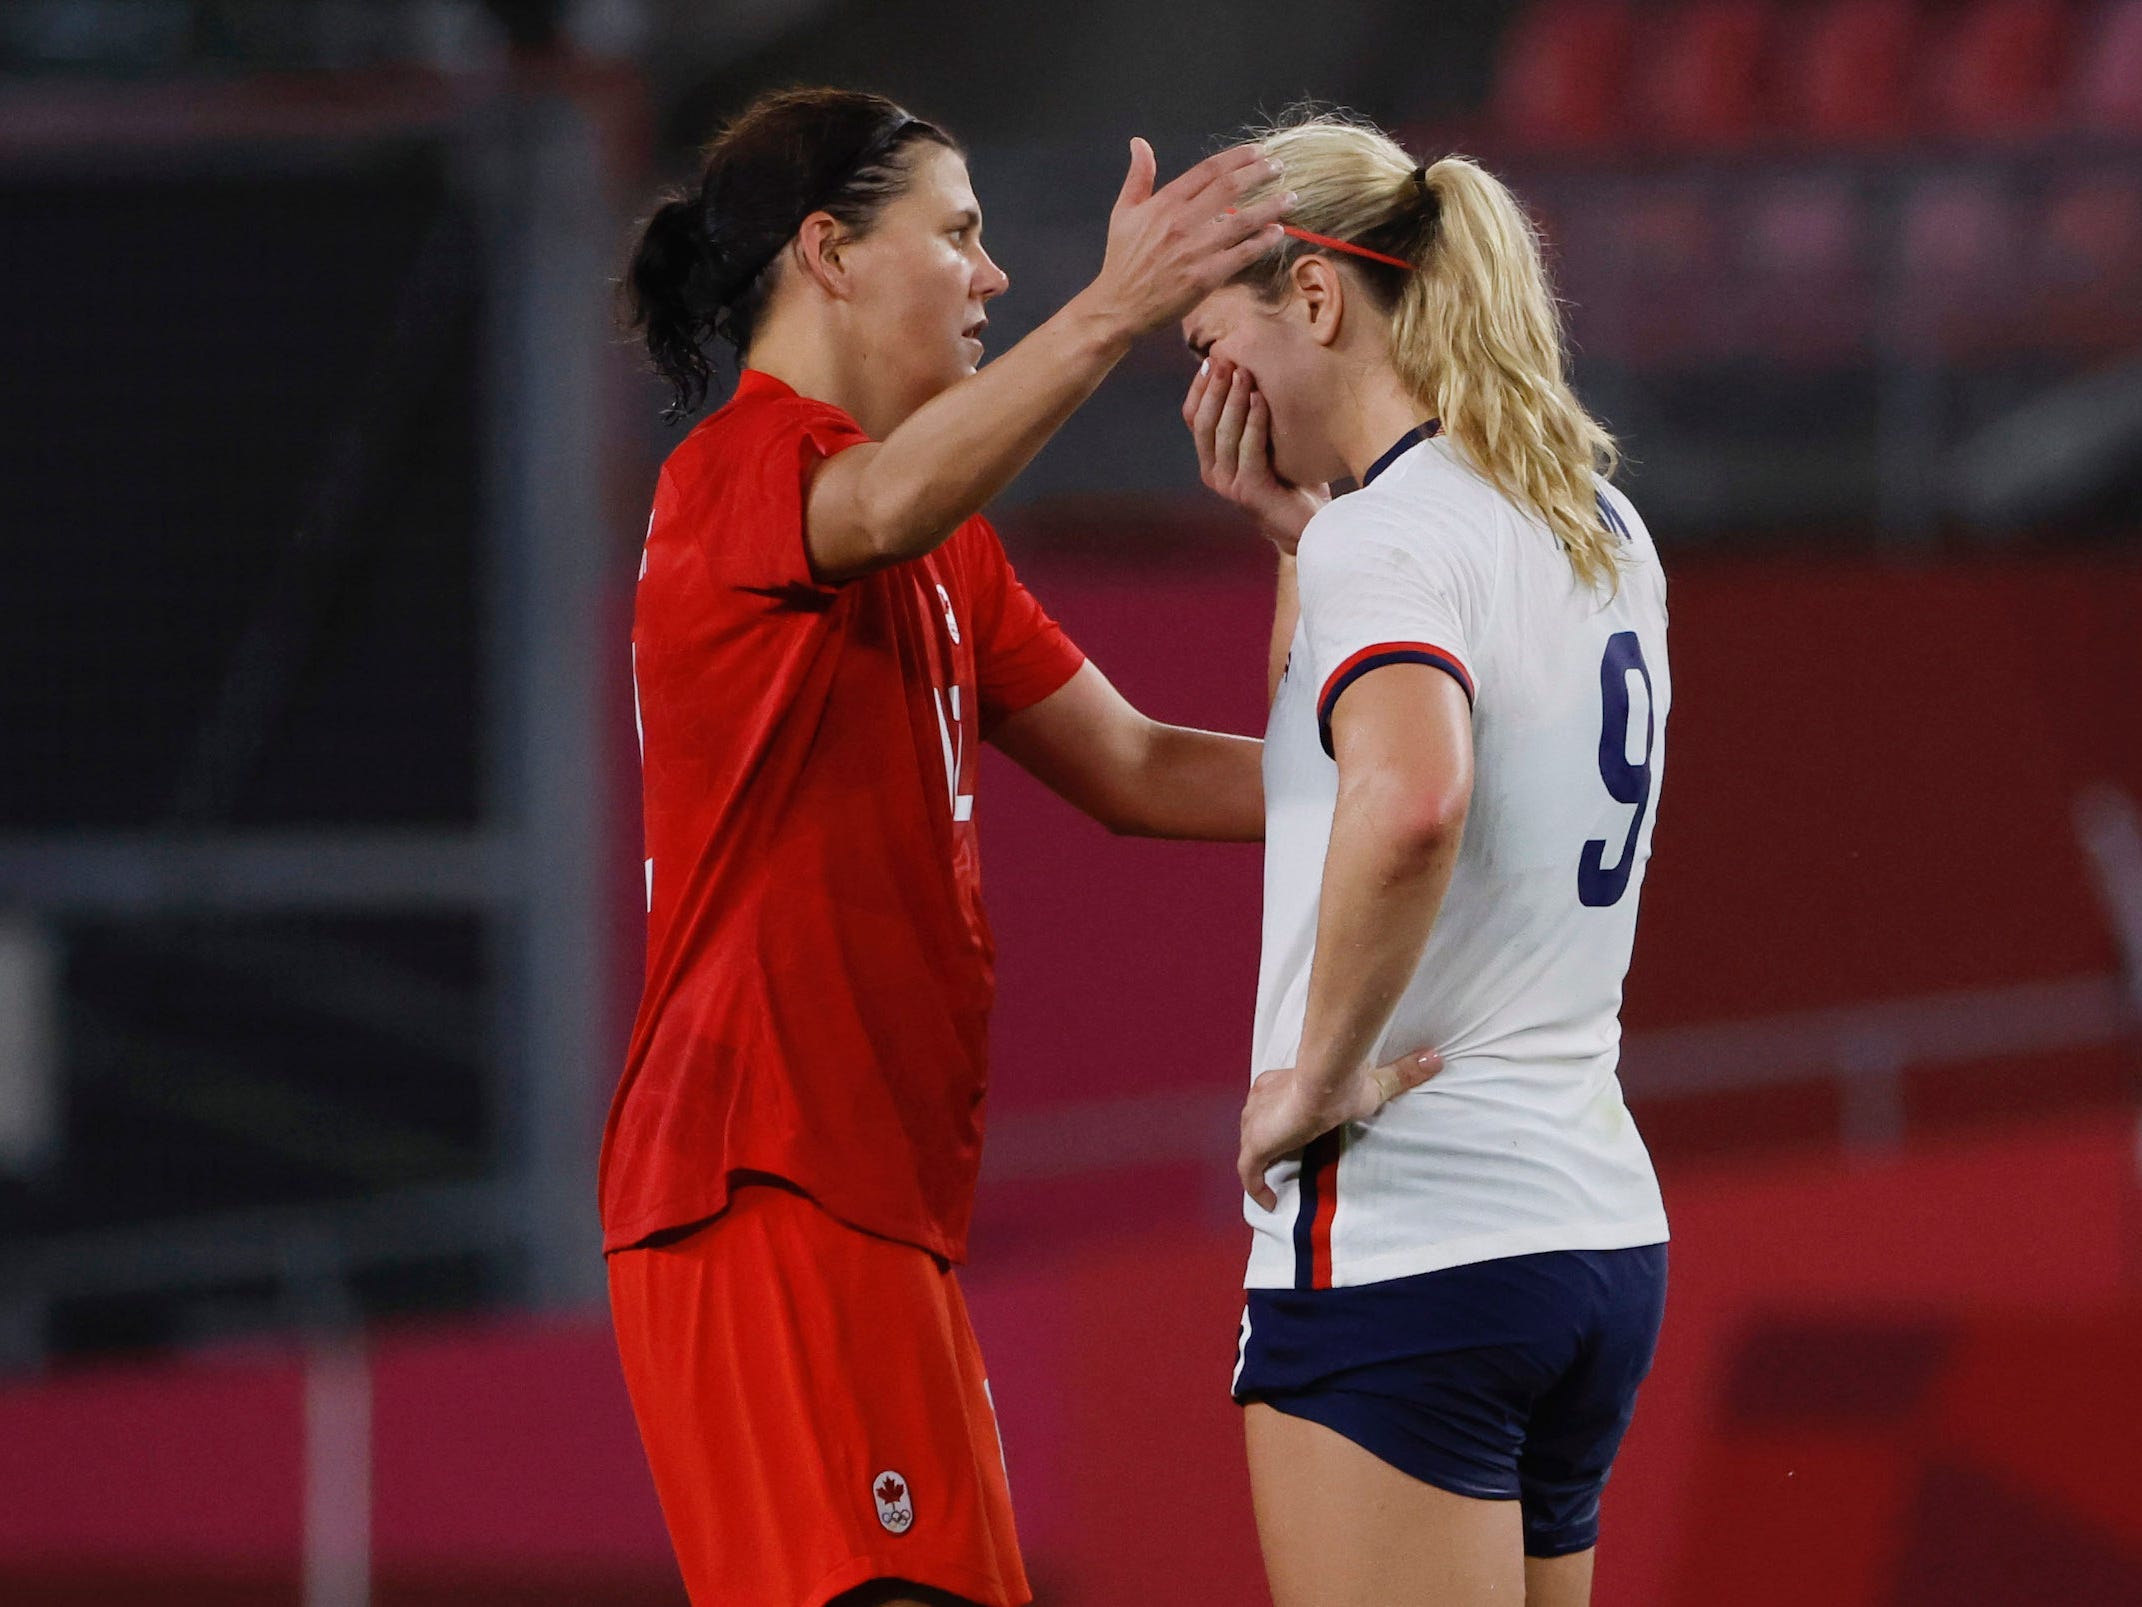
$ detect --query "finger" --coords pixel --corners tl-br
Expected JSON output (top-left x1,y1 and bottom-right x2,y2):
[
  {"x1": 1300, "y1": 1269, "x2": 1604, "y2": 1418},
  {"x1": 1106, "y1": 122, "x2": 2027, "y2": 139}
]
[
  {"x1": 1214, "y1": 369, "x2": 1250, "y2": 469},
  {"x1": 1181, "y1": 357, "x2": 1211, "y2": 428},
  {"x1": 1191, "y1": 362, "x2": 1231, "y2": 476},
  {"x1": 1177, "y1": 145, "x2": 1280, "y2": 214},
  {"x1": 1218, "y1": 224, "x2": 1287, "y2": 279},
  {"x1": 1239, "y1": 1147, "x2": 1279, "y2": 1212},
  {"x1": 1372, "y1": 1049, "x2": 1443, "y2": 1106},
  {"x1": 1240, "y1": 389, "x2": 1273, "y2": 478},
  {"x1": 1209, "y1": 370, "x2": 1248, "y2": 475},
  {"x1": 1218, "y1": 186, "x2": 1295, "y2": 242},
  {"x1": 1162, "y1": 142, "x2": 1269, "y2": 208},
  {"x1": 1114, "y1": 136, "x2": 1156, "y2": 214},
  {"x1": 1189, "y1": 368, "x2": 1219, "y2": 477}
]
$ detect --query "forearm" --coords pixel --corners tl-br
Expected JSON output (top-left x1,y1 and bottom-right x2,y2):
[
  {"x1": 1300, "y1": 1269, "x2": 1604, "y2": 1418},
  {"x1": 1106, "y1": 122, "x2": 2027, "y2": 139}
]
[
  {"x1": 1116, "y1": 722, "x2": 1263, "y2": 841},
  {"x1": 1269, "y1": 549, "x2": 1298, "y2": 705},
  {"x1": 859, "y1": 292, "x2": 1130, "y2": 558},
  {"x1": 1293, "y1": 780, "x2": 1462, "y2": 1097}
]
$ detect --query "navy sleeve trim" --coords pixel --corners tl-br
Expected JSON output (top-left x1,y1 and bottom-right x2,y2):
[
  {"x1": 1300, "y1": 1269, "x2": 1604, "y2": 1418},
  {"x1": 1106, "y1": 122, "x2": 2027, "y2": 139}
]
[{"x1": 1316, "y1": 642, "x2": 1476, "y2": 759}]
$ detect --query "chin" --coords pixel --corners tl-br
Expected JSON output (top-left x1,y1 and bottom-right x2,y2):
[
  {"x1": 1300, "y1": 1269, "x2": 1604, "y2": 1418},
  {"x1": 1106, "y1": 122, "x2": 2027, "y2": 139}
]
[
  {"x1": 1270, "y1": 443, "x2": 1317, "y2": 490},
  {"x1": 1274, "y1": 435, "x2": 1342, "y2": 491}
]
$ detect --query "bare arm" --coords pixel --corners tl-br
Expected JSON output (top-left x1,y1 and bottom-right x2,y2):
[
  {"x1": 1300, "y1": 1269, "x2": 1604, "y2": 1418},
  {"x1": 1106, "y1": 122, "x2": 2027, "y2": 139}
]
[
  {"x1": 806, "y1": 144, "x2": 1291, "y2": 582},
  {"x1": 1269, "y1": 550, "x2": 1298, "y2": 706},
  {"x1": 1291, "y1": 665, "x2": 1472, "y2": 1096},
  {"x1": 1236, "y1": 664, "x2": 1471, "y2": 1206},
  {"x1": 988, "y1": 661, "x2": 1262, "y2": 842}
]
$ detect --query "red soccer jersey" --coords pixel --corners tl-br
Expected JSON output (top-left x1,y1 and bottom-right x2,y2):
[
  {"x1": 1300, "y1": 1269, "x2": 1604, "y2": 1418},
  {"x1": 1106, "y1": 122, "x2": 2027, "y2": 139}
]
[{"x1": 600, "y1": 369, "x2": 1085, "y2": 1261}]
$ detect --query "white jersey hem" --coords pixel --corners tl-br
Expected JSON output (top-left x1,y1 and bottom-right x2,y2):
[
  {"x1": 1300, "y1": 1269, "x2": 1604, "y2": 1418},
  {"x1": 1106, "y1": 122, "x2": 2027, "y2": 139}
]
[{"x1": 1245, "y1": 1213, "x2": 1671, "y2": 1291}]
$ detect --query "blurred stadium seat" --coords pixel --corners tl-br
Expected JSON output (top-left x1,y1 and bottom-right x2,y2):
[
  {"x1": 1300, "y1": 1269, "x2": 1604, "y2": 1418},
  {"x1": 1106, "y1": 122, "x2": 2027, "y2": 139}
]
[
  {"x1": 1491, "y1": 0, "x2": 1638, "y2": 151},
  {"x1": 1634, "y1": 0, "x2": 1779, "y2": 150},
  {"x1": 1922, "y1": 0, "x2": 2075, "y2": 141},
  {"x1": 1774, "y1": 0, "x2": 1921, "y2": 145}
]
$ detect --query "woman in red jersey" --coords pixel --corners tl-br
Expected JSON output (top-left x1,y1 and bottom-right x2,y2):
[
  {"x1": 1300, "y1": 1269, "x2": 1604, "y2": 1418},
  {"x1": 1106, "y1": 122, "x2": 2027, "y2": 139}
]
[{"x1": 604, "y1": 89, "x2": 1421, "y2": 1607}]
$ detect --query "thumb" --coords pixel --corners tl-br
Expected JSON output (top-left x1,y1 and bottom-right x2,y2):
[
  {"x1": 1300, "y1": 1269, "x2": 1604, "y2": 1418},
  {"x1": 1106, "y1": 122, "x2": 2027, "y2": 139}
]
[{"x1": 1115, "y1": 136, "x2": 1156, "y2": 212}]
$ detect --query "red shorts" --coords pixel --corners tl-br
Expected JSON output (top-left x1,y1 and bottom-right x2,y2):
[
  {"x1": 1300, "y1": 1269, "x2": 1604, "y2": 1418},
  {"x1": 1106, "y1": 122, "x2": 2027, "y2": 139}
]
[{"x1": 608, "y1": 1180, "x2": 1030, "y2": 1607}]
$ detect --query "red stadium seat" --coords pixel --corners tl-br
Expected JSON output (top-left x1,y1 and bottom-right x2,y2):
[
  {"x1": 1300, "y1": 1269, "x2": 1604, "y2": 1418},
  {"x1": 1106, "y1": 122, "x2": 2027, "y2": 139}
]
[
  {"x1": 1637, "y1": 0, "x2": 1780, "y2": 149},
  {"x1": 1786, "y1": 0, "x2": 1921, "y2": 145},
  {"x1": 1922, "y1": 0, "x2": 2074, "y2": 141},
  {"x1": 2072, "y1": 0, "x2": 2142, "y2": 131},
  {"x1": 1491, "y1": 0, "x2": 1638, "y2": 152}
]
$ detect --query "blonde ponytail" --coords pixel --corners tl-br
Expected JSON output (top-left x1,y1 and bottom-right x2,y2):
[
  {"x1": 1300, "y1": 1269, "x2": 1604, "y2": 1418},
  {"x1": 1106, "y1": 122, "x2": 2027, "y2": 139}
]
[{"x1": 1237, "y1": 113, "x2": 1623, "y2": 592}]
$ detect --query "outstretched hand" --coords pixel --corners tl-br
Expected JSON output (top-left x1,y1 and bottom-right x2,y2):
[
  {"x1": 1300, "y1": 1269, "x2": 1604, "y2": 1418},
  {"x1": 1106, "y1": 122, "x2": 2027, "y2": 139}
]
[
  {"x1": 1238, "y1": 1048, "x2": 1443, "y2": 1211},
  {"x1": 1184, "y1": 356, "x2": 1330, "y2": 552},
  {"x1": 1086, "y1": 140, "x2": 1293, "y2": 341}
]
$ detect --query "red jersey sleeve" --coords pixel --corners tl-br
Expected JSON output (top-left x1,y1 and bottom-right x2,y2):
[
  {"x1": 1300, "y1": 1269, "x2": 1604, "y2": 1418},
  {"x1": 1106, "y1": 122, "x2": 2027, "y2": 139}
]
[
  {"x1": 674, "y1": 384, "x2": 871, "y2": 596},
  {"x1": 963, "y1": 519, "x2": 1086, "y2": 734}
]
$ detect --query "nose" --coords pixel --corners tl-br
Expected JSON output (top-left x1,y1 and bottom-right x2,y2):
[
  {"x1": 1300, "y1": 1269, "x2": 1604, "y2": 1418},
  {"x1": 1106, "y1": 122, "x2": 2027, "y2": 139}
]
[{"x1": 976, "y1": 246, "x2": 1009, "y2": 301}]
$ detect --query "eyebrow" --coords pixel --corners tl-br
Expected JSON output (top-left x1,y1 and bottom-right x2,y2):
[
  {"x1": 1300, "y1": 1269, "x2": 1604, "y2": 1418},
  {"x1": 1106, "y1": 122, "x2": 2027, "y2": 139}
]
[{"x1": 948, "y1": 207, "x2": 979, "y2": 231}]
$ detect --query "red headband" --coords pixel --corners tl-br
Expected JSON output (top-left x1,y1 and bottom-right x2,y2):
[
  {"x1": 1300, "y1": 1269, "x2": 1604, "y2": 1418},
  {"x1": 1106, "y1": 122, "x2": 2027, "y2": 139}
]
[
  {"x1": 1224, "y1": 207, "x2": 1417, "y2": 272},
  {"x1": 1279, "y1": 224, "x2": 1414, "y2": 272}
]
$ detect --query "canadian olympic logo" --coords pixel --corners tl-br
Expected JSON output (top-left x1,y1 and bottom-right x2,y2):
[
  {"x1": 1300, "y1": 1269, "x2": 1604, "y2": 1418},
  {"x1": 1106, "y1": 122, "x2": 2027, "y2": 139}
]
[{"x1": 872, "y1": 1469, "x2": 915, "y2": 1534}]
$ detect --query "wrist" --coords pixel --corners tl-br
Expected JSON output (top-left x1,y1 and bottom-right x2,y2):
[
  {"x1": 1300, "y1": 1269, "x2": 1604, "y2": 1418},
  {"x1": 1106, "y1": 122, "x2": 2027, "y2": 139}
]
[
  {"x1": 1287, "y1": 1055, "x2": 1351, "y2": 1115},
  {"x1": 1059, "y1": 285, "x2": 1138, "y2": 364},
  {"x1": 1266, "y1": 492, "x2": 1324, "y2": 553}
]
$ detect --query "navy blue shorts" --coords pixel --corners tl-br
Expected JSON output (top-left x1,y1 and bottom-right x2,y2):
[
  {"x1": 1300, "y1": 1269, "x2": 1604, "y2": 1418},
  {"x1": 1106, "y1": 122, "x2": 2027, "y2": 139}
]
[{"x1": 1232, "y1": 1244, "x2": 1668, "y2": 1558}]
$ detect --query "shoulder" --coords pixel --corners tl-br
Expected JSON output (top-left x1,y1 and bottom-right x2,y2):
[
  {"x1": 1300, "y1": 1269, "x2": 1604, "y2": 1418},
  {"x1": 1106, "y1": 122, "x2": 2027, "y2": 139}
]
[
  {"x1": 664, "y1": 383, "x2": 869, "y2": 492},
  {"x1": 1298, "y1": 449, "x2": 1501, "y2": 596}
]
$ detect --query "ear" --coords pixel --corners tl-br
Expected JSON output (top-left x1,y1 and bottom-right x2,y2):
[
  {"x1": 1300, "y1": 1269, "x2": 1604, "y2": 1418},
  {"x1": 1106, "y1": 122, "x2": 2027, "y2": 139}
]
[
  {"x1": 791, "y1": 211, "x2": 849, "y2": 299},
  {"x1": 1289, "y1": 256, "x2": 1346, "y2": 349}
]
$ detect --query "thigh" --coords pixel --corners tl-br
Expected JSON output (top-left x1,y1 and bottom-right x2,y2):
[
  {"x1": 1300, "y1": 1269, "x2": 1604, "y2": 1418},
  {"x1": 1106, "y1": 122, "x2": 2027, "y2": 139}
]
[
  {"x1": 608, "y1": 1183, "x2": 1028, "y2": 1607},
  {"x1": 1524, "y1": 1548, "x2": 1596, "y2": 1607},
  {"x1": 1246, "y1": 1402, "x2": 1524, "y2": 1607}
]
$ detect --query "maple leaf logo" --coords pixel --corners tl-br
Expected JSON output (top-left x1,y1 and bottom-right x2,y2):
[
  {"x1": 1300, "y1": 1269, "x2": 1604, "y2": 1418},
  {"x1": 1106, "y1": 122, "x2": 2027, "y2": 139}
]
[{"x1": 876, "y1": 1475, "x2": 906, "y2": 1506}]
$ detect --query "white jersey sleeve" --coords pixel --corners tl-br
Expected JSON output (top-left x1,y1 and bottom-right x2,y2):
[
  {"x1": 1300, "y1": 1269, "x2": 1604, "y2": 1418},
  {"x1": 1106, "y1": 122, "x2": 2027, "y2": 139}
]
[{"x1": 1295, "y1": 499, "x2": 1488, "y2": 756}]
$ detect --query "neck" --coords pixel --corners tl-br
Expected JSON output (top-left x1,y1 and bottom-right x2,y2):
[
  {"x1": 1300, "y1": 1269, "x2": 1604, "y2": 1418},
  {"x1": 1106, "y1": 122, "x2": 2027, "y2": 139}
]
[
  {"x1": 744, "y1": 306, "x2": 917, "y2": 439},
  {"x1": 1331, "y1": 362, "x2": 1432, "y2": 485}
]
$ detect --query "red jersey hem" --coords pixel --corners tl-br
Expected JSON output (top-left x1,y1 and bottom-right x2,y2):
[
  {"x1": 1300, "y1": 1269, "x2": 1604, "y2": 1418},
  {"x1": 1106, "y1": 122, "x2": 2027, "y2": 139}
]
[
  {"x1": 601, "y1": 1169, "x2": 967, "y2": 1265},
  {"x1": 805, "y1": 1553, "x2": 1031, "y2": 1607}
]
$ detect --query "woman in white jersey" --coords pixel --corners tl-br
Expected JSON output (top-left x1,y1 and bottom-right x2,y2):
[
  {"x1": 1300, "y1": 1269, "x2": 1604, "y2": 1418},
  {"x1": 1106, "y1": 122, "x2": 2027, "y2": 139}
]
[{"x1": 1179, "y1": 112, "x2": 1671, "y2": 1607}]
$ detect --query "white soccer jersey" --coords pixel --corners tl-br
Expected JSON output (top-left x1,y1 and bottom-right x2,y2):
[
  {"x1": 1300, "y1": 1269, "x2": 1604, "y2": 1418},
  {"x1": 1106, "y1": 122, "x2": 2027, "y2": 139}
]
[{"x1": 1247, "y1": 430, "x2": 1671, "y2": 1291}]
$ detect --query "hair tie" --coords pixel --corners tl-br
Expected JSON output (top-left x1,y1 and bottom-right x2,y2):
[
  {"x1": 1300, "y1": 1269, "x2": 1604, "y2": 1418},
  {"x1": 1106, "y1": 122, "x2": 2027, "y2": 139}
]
[{"x1": 1410, "y1": 164, "x2": 1429, "y2": 191}]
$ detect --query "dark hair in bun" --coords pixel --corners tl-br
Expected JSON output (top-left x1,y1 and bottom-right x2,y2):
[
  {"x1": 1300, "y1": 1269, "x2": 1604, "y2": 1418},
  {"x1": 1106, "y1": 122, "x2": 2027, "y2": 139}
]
[{"x1": 623, "y1": 87, "x2": 956, "y2": 422}]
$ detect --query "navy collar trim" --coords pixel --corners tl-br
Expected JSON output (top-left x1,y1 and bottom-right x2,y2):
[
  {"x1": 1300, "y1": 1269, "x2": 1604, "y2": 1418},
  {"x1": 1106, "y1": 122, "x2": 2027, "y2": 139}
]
[{"x1": 1361, "y1": 419, "x2": 1441, "y2": 486}]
